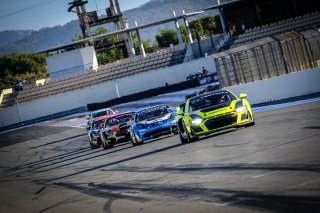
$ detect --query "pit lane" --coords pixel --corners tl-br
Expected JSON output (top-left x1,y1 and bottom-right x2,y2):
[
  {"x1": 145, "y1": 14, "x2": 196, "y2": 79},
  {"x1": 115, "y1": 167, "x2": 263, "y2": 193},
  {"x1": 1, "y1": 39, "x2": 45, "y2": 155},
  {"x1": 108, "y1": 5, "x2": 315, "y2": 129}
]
[{"x1": 0, "y1": 100, "x2": 319, "y2": 213}]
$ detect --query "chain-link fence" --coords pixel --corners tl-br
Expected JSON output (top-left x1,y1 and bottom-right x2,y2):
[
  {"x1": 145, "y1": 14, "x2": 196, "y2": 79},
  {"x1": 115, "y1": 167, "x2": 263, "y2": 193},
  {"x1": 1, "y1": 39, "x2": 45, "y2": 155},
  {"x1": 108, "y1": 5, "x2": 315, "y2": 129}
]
[{"x1": 210, "y1": 32, "x2": 320, "y2": 87}]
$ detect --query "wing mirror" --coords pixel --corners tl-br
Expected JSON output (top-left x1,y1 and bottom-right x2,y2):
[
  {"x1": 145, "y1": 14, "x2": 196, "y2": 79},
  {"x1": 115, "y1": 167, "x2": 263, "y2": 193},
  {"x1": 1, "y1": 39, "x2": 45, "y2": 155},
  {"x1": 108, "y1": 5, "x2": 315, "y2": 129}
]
[
  {"x1": 177, "y1": 109, "x2": 184, "y2": 115},
  {"x1": 240, "y1": 93, "x2": 247, "y2": 99}
]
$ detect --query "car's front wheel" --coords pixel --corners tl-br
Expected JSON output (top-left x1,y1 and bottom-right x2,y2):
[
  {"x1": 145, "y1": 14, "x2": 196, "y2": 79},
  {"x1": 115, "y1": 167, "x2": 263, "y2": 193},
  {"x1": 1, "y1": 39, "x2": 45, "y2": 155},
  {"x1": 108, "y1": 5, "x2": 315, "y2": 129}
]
[
  {"x1": 130, "y1": 129, "x2": 138, "y2": 146},
  {"x1": 178, "y1": 126, "x2": 188, "y2": 144},
  {"x1": 88, "y1": 136, "x2": 99, "y2": 149},
  {"x1": 181, "y1": 122, "x2": 197, "y2": 143},
  {"x1": 102, "y1": 139, "x2": 113, "y2": 150}
]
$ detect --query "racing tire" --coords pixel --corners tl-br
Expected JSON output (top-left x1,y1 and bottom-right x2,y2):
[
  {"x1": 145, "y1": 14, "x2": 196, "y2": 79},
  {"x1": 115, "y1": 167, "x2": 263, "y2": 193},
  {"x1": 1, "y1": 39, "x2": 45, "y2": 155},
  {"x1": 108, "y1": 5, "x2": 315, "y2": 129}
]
[
  {"x1": 179, "y1": 129, "x2": 188, "y2": 144},
  {"x1": 131, "y1": 132, "x2": 138, "y2": 146},
  {"x1": 185, "y1": 130, "x2": 196, "y2": 143},
  {"x1": 90, "y1": 141, "x2": 98, "y2": 149},
  {"x1": 88, "y1": 136, "x2": 99, "y2": 149},
  {"x1": 181, "y1": 122, "x2": 196, "y2": 143},
  {"x1": 102, "y1": 140, "x2": 108, "y2": 150}
]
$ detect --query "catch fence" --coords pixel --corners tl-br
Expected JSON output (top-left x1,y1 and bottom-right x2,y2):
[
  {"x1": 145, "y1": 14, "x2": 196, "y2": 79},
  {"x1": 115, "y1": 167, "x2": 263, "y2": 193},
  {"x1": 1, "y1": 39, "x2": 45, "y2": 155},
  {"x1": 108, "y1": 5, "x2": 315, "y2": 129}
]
[{"x1": 210, "y1": 32, "x2": 320, "y2": 87}]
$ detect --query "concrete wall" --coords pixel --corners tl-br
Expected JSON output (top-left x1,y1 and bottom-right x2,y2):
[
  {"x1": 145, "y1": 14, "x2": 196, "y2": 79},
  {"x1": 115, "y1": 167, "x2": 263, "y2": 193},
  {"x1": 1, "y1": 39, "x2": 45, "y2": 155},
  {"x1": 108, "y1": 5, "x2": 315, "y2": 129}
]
[
  {"x1": 1, "y1": 62, "x2": 319, "y2": 129},
  {"x1": 0, "y1": 58, "x2": 215, "y2": 128},
  {"x1": 225, "y1": 68, "x2": 320, "y2": 105},
  {"x1": 46, "y1": 46, "x2": 98, "y2": 80}
]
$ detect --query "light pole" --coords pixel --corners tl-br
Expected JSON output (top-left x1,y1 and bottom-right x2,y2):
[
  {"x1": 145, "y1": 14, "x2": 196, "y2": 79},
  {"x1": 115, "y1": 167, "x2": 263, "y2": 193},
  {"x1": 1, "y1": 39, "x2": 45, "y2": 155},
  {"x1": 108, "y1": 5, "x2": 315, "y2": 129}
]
[{"x1": 16, "y1": 99, "x2": 23, "y2": 123}]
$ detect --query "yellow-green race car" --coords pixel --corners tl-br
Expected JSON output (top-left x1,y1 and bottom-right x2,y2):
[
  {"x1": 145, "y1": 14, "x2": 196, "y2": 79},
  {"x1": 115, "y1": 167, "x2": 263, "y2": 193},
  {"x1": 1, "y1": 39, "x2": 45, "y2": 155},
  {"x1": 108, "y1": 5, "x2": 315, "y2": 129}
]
[{"x1": 177, "y1": 89, "x2": 255, "y2": 143}]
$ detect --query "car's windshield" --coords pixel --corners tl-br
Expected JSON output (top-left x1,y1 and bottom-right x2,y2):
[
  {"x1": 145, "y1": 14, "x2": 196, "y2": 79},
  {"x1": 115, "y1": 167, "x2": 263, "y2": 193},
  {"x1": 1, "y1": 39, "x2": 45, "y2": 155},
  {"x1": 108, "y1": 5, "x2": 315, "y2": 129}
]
[
  {"x1": 106, "y1": 113, "x2": 133, "y2": 126},
  {"x1": 136, "y1": 106, "x2": 169, "y2": 122},
  {"x1": 92, "y1": 109, "x2": 113, "y2": 118},
  {"x1": 92, "y1": 120, "x2": 105, "y2": 130},
  {"x1": 190, "y1": 91, "x2": 236, "y2": 112}
]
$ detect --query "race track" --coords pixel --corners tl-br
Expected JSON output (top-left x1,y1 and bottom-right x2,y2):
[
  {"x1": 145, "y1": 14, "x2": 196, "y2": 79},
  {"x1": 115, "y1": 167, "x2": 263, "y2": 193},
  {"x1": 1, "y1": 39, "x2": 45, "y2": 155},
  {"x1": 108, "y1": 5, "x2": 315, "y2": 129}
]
[{"x1": 0, "y1": 100, "x2": 320, "y2": 213}]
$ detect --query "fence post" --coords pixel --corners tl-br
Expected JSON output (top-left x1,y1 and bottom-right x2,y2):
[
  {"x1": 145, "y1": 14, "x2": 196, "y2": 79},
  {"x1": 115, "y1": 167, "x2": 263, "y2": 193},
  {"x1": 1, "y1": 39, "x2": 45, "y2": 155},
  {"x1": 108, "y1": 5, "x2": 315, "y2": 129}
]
[
  {"x1": 269, "y1": 43, "x2": 280, "y2": 76},
  {"x1": 252, "y1": 48, "x2": 263, "y2": 80},
  {"x1": 296, "y1": 36, "x2": 310, "y2": 70},
  {"x1": 246, "y1": 51, "x2": 255, "y2": 82},
  {"x1": 275, "y1": 38, "x2": 289, "y2": 74},
  {"x1": 230, "y1": 54, "x2": 240, "y2": 84},
  {"x1": 302, "y1": 36, "x2": 315, "y2": 68},
  {"x1": 222, "y1": 57, "x2": 232, "y2": 86},
  {"x1": 261, "y1": 45, "x2": 271, "y2": 78}
]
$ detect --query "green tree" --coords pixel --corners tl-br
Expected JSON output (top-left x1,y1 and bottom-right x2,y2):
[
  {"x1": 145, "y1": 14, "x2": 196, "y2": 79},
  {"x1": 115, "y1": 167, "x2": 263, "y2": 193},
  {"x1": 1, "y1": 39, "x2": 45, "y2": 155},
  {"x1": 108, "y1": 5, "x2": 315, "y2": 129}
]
[
  {"x1": 189, "y1": 19, "x2": 203, "y2": 56},
  {"x1": 200, "y1": 16, "x2": 216, "y2": 35},
  {"x1": 155, "y1": 29, "x2": 178, "y2": 48},
  {"x1": 0, "y1": 52, "x2": 48, "y2": 89},
  {"x1": 92, "y1": 26, "x2": 124, "y2": 64},
  {"x1": 200, "y1": 16, "x2": 216, "y2": 48},
  {"x1": 179, "y1": 25, "x2": 188, "y2": 43},
  {"x1": 72, "y1": 33, "x2": 84, "y2": 42},
  {"x1": 213, "y1": 15, "x2": 223, "y2": 34},
  {"x1": 131, "y1": 32, "x2": 154, "y2": 54}
]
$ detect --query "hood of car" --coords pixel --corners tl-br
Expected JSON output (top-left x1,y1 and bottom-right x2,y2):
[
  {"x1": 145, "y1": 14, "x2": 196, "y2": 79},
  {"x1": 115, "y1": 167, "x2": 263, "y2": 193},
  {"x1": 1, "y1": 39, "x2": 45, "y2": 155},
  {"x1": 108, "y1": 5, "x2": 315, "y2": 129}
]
[
  {"x1": 139, "y1": 113, "x2": 172, "y2": 125},
  {"x1": 194, "y1": 101, "x2": 236, "y2": 118},
  {"x1": 108, "y1": 122, "x2": 130, "y2": 132}
]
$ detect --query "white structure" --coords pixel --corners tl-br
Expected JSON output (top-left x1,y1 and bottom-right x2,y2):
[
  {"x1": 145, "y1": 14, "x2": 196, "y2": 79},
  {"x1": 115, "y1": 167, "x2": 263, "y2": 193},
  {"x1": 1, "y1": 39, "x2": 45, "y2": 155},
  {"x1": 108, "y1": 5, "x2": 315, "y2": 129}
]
[
  {"x1": 0, "y1": 58, "x2": 215, "y2": 128},
  {"x1": 46, "y1": 46, "x2": 98, "y2": 80}
]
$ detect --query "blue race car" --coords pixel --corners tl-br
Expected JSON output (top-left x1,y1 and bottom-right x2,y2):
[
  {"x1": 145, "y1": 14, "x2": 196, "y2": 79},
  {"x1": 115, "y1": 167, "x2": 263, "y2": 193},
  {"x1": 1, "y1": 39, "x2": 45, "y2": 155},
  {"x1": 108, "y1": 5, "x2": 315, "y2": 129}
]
[{"x1": 129, "y1": 105, "x2": 178, "y2": 146}]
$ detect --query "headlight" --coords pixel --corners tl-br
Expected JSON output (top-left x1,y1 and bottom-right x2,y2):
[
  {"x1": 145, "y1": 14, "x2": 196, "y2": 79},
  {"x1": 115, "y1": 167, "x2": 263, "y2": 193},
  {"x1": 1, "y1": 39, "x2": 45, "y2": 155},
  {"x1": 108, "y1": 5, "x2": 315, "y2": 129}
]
[
  {"x1": 235, "y1": 105, "x2": 247, "y2": 112},
  {"x1": 169, "y1": 113, "x2": 176, "y2": 120},
  {"x1": 190, "y1": 115, "x2": 203, "y2": 124}
]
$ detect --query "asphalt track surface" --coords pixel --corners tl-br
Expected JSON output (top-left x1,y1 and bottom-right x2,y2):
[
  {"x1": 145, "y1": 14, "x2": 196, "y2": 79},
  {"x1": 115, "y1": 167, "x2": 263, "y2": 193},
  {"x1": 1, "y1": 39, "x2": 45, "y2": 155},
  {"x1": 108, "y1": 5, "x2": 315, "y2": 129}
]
[{"x1": 0, "y1": 100, "x2": 320, "y2": 213}]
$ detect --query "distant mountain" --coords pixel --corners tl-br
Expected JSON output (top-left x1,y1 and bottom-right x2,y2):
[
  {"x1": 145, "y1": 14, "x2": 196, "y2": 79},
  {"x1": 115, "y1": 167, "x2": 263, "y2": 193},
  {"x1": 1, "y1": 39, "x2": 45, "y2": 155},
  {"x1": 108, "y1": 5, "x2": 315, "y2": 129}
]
[
  {"x1": 0, "y1": 0, "x2": 218, "y2": 56},
  {"x1": 124, "y1": 0, "x2": 218, "y2": 43},
  {"x1": 0, "y1": 30, "x2": 33, "y2": 48},
  {"x1": 0, "y1": 20, "x2": 81, "y2": 55}
]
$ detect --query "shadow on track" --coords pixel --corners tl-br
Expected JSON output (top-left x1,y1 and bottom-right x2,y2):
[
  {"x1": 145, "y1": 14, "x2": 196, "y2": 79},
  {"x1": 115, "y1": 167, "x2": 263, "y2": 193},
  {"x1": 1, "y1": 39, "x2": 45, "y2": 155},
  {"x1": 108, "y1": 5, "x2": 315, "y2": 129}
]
[
  {"x1": 99, "y1": 163, "x2": 320, "y2": 174},
  {"x1": 38, "y1": 142, "x2": 185, "y2": 183},
  {"x1": 53, "y1": 181, "x2": 320, "y2": 213},
  {"x1": 30, "y1": 133, "x2": 87, "y2": 149}
]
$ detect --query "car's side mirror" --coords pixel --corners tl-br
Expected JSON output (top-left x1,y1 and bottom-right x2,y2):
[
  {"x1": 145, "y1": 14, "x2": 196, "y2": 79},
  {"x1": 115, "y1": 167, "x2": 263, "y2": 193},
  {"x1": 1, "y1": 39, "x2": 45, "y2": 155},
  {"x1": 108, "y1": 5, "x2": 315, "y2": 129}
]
[
  {"x1": 177, "y1": 109, "x2": 184, "y2": 115},
  {"x1": 240, "y1": 93, "x2": 247, "y2": 99}
]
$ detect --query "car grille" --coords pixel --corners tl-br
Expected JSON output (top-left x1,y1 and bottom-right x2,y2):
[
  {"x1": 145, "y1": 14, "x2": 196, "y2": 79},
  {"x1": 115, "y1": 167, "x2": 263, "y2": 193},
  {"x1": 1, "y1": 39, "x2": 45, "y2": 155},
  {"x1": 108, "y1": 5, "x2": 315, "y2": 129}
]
[
  {"x1": 204, "y1": 114, "x2": 237, "y2": 130},
  {"x1": 143, "y1": 127, "x2": 172, "y2": 138},
  {"x1": 191, "y1": 126, "x2": 203, "y2": 133}
]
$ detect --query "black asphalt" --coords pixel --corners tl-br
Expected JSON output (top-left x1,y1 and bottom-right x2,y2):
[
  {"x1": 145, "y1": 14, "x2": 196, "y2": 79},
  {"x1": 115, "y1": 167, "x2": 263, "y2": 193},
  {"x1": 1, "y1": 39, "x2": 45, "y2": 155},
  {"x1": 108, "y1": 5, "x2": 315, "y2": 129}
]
[{"x1": 0, "y1": 101, "x2": 319, "y2": 212}]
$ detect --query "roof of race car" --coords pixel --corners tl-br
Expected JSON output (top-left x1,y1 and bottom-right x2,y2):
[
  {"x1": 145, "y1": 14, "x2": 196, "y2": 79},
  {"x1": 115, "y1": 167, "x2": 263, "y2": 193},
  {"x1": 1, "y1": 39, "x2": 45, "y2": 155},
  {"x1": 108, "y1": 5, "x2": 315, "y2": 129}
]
[
  {"x1": 104, "y1": 111, "x2": 134, "y2": 119},
  {"x1": 91, "y1": 108, "x2": 114, "y2": 115},
  {"x1": 92, "y1": 114, "x2": 114, "y2": 123},
  {"x1": 188, "y1": 89, "x2": 234, "y2": 101},
  {"x1": 136, "y1": 104, "x2": 169, "y2": 113}
]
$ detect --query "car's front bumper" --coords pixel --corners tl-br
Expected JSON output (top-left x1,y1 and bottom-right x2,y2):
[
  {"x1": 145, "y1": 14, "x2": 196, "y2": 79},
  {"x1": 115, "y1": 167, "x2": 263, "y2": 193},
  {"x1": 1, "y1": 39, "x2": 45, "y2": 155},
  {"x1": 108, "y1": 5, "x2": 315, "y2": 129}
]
[
  {"x1": 136, "y1": 121, "x2": 177, "y2": 141},
  {"x1": 189, "y1": 110, "x2": 252, "y2": 137}
]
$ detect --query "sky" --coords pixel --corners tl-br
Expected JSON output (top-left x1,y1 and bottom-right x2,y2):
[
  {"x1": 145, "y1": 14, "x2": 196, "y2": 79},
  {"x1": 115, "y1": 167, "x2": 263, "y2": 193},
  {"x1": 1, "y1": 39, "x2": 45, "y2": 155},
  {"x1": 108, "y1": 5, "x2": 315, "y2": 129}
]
[{"x1": 0, "y1": 0, "x2": 150, "y2": 32}]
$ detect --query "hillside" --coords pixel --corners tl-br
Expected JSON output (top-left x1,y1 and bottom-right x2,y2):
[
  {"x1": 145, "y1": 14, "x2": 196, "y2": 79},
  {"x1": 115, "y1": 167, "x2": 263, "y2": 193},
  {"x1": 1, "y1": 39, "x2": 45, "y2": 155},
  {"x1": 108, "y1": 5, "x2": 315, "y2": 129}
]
[
  {"x1": 0, "y1": 0, "x2": 218, "y2": 55},
  {"x1": 0, "y1": 30, "x2": 34, "y2": 48}
]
